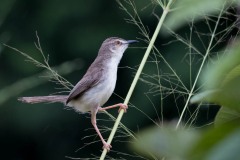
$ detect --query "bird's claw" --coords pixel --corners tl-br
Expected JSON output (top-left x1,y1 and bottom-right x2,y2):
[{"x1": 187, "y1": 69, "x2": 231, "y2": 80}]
[
  {"x1": 103, "y1": 142, "x2": 112, "y2": 152},
  {"x1": 118, "y1": 103, "x2": 128, "y2": 113}
]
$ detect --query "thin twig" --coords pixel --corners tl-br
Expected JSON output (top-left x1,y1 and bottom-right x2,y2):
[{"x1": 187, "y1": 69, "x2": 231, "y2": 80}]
[{"x1": 175, "y1": 2, "x2": 227, "y2": 129}]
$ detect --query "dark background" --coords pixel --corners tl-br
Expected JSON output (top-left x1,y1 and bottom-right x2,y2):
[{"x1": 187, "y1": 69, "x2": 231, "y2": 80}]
[{"x1": 1, "y1": 0, "x2": 235, "y2": 159}]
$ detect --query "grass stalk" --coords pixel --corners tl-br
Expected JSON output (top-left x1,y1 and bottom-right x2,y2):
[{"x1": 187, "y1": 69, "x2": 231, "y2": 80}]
[{"x1": 100, "y1": 0, "x2": 174, "y2": 159}]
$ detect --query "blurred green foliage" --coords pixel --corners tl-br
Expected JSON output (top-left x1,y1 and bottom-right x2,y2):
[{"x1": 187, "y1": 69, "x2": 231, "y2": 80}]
[
  {"x1": 132, "y1": 0, "x2": 240, "y2": 160},
  {"x1": 133, "y1": 120, "x2": 240, "y2": 160}
]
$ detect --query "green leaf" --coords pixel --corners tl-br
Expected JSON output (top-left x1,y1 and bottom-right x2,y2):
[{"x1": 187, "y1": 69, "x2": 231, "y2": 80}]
[
  {"x1": 200, "y1": 85, "x2": 240, "y2": 111},
  {"x1": 190, "y1": 90, "x2": 218, "y2": 104},
  {"x1": 188, "y1": 121, "x2": 240, "y2": 160},
  {"x1": 215, "y1": 107, "x2": 240, "y2": 126},
  {"x1": 132, "y1": 126, "x2": 200, "y2": 160},
  {"x1": 164, "y1": 0, "x2": 237, "y2": 31},
  {"x1": 132, "y1": 122, "x2": 240, "y2": 160},
  {"x1": 221, "y1": 64, "x2": 240, "y2": 86},
  {"x1": 204, "y1": 50, "x2": 240, "y2": 89}
]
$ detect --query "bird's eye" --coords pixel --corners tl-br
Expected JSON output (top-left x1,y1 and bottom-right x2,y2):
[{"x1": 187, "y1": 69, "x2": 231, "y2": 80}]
[{"x1": 115, "y1": 41, "x2": 122, "y2": 45}]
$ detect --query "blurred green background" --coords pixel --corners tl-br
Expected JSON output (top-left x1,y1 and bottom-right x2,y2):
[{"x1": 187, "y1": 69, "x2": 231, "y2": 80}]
[{"x1": 0, "y1": 0, "x2": 233, "y2": 159}]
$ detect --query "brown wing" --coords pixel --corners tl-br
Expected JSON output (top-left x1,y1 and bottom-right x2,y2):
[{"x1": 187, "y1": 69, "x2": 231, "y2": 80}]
[{"x1": 66, "y1": 67, "x2": 103, "y2": 104}]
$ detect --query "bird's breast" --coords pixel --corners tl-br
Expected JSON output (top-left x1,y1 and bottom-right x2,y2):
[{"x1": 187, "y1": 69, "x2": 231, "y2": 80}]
[
  {"x1": 68, "y1": 58, "x2": 119, "y2": 113},
  {"x1": 98, "y1": 65, "x2": 118, "y2": 104}
]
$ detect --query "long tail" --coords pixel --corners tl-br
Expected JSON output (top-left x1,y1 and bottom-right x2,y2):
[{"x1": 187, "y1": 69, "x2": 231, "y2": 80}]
[{"x1": 18, "y1": 95, "x2": 68, "y2": 104}]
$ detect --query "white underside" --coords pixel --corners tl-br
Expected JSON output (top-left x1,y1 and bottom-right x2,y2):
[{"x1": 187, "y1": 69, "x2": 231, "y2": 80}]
[{"x1": 67, "y1": 57, "x2": 119, "y2": 113}]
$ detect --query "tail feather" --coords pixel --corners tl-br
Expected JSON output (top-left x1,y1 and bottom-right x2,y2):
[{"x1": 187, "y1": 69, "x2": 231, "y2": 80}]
[{"x1": 18, "y1": 95, "x2": 68, "y2": 104}]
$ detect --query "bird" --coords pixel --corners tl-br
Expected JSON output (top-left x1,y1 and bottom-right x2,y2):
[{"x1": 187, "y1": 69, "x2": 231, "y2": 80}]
[{"x1": 18, "y1": 37, "x2": 138, "y2": 151}]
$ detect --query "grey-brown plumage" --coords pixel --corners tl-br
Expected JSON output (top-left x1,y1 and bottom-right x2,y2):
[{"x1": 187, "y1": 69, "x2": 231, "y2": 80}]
[
  {"x1": 18, "y1": 37, "x2": 138, "y2": 151},
  {"x1": 67, "y1": 38, "x2": 128, "y2": 103}
]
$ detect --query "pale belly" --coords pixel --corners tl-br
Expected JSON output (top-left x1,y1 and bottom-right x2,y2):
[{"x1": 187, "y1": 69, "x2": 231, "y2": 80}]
[{"x1": 67, "y1": 71, "x2": 117, "y2": 113}]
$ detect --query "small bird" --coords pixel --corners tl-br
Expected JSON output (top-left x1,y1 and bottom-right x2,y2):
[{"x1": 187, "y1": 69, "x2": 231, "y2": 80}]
[{"x1": 18, "y1": 37, "x2": 138, "y2": 151}]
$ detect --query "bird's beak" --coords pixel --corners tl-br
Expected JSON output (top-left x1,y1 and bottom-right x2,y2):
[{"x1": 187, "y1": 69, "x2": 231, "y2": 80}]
[{"x1": 126, "y1": 40, "x2": 139, "y2": 44}]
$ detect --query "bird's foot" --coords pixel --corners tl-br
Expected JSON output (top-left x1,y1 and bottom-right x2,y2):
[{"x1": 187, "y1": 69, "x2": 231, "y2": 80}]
[
  {"x1": 118, "y1": 103, "x2": 128, "y2": 113},
  {"x1": 103, "y1": 142, "x2": 112, "y2": 152},
  {"x1": 98, "y1": 103, "x2": 128, "y2": 113}
]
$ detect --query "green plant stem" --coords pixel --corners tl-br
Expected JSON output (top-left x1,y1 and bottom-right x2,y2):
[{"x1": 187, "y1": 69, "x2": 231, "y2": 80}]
[{"x1": 100, "y1": 0, "x2": 173, "y2": 159}]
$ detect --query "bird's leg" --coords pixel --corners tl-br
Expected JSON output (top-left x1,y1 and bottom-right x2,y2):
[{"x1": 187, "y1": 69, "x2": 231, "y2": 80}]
[
  {"x1": 99, "y1": 103, "x2": 128, "y2": 113},
  {"x1": 91, "y1": 107, "x2": 112, "y2": 151}
]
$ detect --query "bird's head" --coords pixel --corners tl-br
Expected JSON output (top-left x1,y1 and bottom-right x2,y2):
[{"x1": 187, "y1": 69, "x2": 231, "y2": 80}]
[{"x1": 100, "y1": 37, "x2": 138, "y2": 57}]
